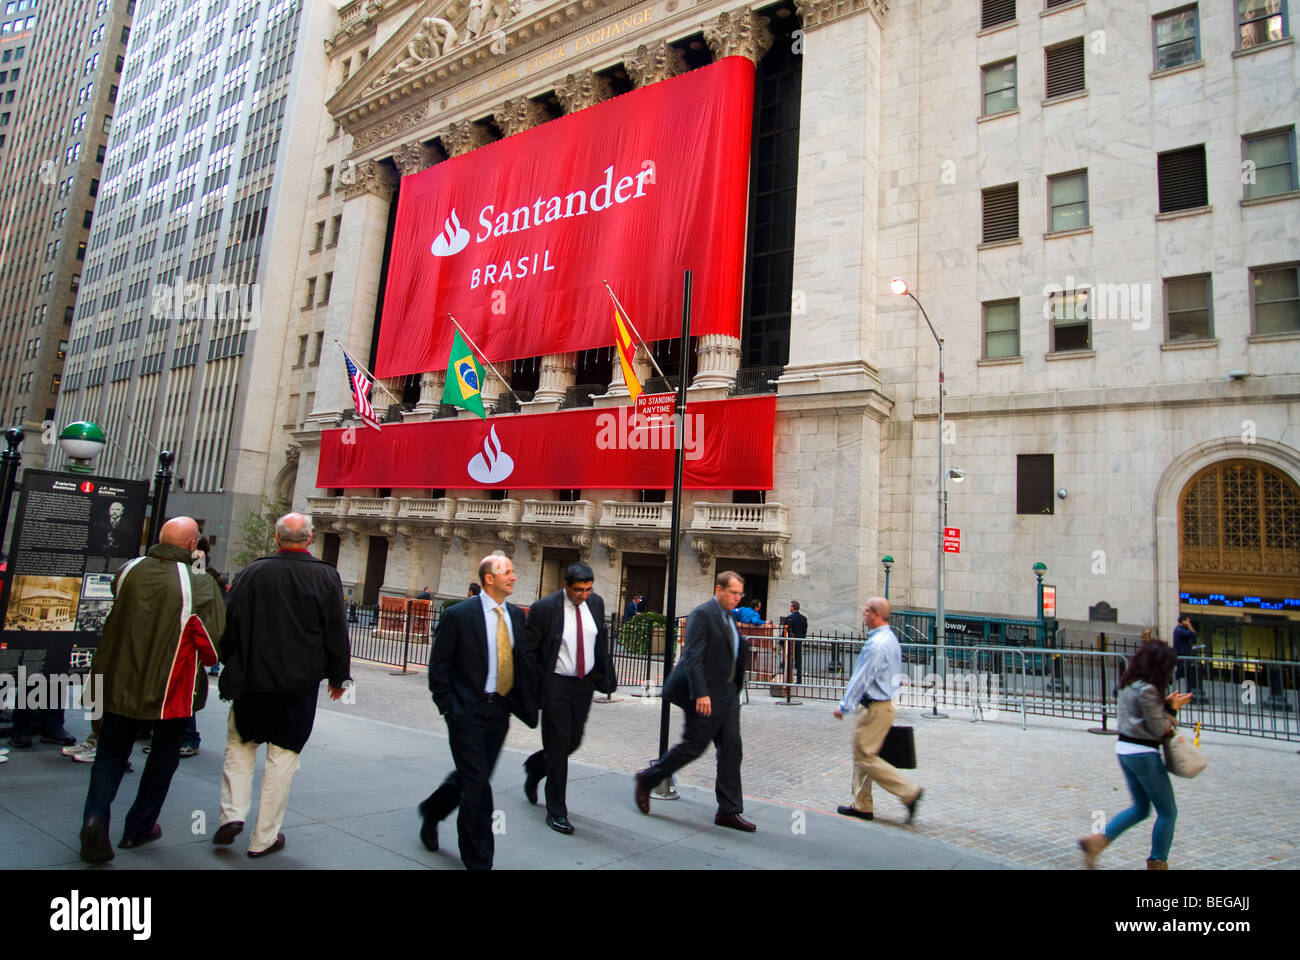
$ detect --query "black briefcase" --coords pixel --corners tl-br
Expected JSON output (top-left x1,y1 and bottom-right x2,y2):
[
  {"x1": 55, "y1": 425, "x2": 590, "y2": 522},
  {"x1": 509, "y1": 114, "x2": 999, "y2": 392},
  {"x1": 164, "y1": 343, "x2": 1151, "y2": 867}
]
[{"x1": 879, "y1": 725, "x2": 916, "y2": 769}]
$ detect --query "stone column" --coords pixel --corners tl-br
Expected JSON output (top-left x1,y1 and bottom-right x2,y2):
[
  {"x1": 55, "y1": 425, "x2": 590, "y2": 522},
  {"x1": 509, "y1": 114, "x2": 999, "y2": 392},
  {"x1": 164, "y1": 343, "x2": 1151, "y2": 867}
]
[
  {"x1": 625, "y1": 39, "x2": 688, "y2": 88},
  {"x1": 409, "y1": 369, "x2": 446, "y2": 420},
  {"x1": 309, "y1": 159, "x2": 398, "y2": 421},
  {"x1": 691, "y1": 9, "x2": 776, "y2": 395},
  {"x1": 494, "y1": 96, "x2": 549, "y2": 138},
  {"x1": 521, "y1": 70, "x2": 617, "y2": 412},
  {"x1": 604, "y1": 344, "x2": 654, "y2": 400},
  {"x1": 439, "y1": 119, "x2": 492, "y2": 157},
  {"x1": 779, "y1": 0, "x2": 888, "y2": 396},
  {"x1": 532, "y1": 352, "x2": 576, "y2": 405}
]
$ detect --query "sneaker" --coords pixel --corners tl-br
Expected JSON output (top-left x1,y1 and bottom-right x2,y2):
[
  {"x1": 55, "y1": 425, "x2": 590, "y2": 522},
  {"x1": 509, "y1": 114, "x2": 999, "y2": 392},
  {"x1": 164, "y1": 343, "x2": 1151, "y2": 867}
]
[
  {"x1": 0, "y1": 753, "x2": 7, "y2": 763},
  {"x1": 72, "y1": 747, "x2": 97, "y2": 763},
  {"x1": 63, "y1": 739, "x2": 96, "y2": 758},
  {"x1": 178, "y1": 745, "x2": 199, "y2": 758}
]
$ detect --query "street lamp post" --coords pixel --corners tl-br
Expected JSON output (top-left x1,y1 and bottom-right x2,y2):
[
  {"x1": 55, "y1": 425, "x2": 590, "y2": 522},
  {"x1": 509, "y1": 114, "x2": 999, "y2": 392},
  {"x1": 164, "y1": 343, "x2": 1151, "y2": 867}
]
[
  {"x1": 881, "y1": 555, "x2": 894, "y2": 600},
  {"x1": 891, "y1": 277, "x2": 947, "y2": 720}
]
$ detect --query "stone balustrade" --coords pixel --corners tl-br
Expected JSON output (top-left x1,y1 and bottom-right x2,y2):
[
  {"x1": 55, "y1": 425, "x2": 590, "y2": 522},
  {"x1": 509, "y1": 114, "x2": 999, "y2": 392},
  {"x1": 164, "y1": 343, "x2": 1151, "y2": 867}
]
[
  {"x1": 456, "y1": 498, "x2": 523, "y2": 524},
  {"x1": 598, "y1": 500, "x2": 674, "y2": 528},
  {"x1": 520, "y1": 499, "x2": 597, "y2": 526},
  {"x1": 691, "y1": 501, "x2": 788, "y2": 534},
  {"x1": 348, "y1": 496, "x2": 400, "y2": 518},
  {"x1": 397, "y1": 497, "x2": 457, "y2": 521},
  {"x1": 306, "y1": 496, "x2": 349, "y2": 518}
]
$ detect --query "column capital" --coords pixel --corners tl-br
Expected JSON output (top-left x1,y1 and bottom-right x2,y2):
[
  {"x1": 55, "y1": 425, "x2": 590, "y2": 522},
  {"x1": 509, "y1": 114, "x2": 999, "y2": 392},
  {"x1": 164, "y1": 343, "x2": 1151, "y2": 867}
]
[
  {"x1": 703, "y1": 7, "x2": 774, "y2": 65},
  {"x1": 794, "y1": 0, "x2": 890, "y2": 30},
  {"x1": 495, "y1": 96, "x2": 551, "y2": 138},
  {"x1": 439, "y1": 120, "x2": 493, "y2": 157},
  {"x1": 625, "y1": 39, "x2": 688, "y2": 88},
  {"x1": 556, "y1": 69, "x2": 613, "y2": 114},
  {"x1": 392, "y1": 139, "x2": 442, "y2": 177},
  {"x1": 341, "y1": 158, "x2": 398, "y2": 201}
]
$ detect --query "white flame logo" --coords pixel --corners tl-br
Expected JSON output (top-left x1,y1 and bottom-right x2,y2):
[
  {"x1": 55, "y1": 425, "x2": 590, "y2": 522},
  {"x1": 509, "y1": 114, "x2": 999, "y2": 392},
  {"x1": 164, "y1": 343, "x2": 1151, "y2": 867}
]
[
  {"x1": 467, "y1": 424, "x2": 515, "y2": 483},
  {"x1": 430, "y1": 208, "x2": 471, "y2": 256}
]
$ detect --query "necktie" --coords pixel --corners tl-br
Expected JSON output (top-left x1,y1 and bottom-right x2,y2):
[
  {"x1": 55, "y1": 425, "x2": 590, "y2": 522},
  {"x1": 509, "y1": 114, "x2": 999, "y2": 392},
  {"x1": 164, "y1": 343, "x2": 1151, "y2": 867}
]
[
  {"x1": 495, "y1": 607, "x2": 513, "y2": 695},
  {"x1": 575, "y1": 602, "x2": 586, "y2": 678}
]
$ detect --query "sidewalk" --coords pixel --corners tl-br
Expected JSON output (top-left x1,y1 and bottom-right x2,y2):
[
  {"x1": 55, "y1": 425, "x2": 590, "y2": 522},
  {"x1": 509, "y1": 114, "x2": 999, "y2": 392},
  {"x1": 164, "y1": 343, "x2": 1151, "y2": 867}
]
[
  {"x1": 5, "y1": 658, "x2": 1296, "y2": 870},
  {"x1": 0, "y1": 680, "x2": 1006, "y2": 871}
]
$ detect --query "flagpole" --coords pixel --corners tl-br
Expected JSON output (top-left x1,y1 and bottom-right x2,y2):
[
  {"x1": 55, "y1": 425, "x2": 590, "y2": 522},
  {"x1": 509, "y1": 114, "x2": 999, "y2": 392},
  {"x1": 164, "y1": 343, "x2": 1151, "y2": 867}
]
[
  {"x1": 332, "y1": 339, "x2": 403, "y2": 406},
  {"x1": 602, "y1": 280, "x2": 667, "y2": 380},
  {"x1": 446, "y1": 315, "x2": 514, "y2": 392}
]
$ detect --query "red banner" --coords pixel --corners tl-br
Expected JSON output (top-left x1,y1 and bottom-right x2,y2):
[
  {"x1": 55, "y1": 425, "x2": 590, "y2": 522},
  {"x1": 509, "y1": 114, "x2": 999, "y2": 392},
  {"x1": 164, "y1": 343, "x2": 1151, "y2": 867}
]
[
  {"x1": 373, "y1": 56, "x2": 755, "y2": 378},
  {"x1": 316, "y1": 396, "x2": 774, "y2": 490}
]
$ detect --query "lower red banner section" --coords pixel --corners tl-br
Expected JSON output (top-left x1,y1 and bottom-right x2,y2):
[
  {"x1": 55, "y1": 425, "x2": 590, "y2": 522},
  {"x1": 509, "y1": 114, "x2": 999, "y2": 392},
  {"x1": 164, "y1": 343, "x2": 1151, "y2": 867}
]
[{"x1": 316, "y1": 396, "x2": 775, "y2": 491}]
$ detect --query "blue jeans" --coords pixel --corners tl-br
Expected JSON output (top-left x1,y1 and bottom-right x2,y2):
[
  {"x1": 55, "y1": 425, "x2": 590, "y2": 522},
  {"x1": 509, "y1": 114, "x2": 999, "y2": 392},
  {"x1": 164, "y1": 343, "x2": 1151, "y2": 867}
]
[{"x1": 1105, "y1": 752, "x2": 1177, "y2": 862}]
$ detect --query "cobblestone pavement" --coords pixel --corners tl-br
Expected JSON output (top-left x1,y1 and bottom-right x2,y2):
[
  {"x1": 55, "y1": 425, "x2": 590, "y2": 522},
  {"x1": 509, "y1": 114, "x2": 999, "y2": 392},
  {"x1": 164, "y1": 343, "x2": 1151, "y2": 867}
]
[{"x1": 327, "y1": 661, "x2": 1300, "y2": 870}]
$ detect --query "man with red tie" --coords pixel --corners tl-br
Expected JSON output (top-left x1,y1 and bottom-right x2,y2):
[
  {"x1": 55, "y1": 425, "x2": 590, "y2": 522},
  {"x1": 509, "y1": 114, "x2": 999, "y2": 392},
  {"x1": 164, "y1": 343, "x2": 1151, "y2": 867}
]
[{"x1": 521, "y1": 563, "x2": 617, "y2": 835}]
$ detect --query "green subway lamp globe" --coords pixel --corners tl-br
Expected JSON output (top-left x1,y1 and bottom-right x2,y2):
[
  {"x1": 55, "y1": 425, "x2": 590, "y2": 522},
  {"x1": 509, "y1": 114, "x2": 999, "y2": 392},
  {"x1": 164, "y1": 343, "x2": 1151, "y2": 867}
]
[{"x1": 59, "y1": 421, "x2": 107, "y2": 472}]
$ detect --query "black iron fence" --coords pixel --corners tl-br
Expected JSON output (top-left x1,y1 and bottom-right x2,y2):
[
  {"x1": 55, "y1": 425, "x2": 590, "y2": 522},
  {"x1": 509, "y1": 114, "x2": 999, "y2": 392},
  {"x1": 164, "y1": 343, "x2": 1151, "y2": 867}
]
[{"x1": 345, "y1": 609, "x2": 1300, "y2": 740}]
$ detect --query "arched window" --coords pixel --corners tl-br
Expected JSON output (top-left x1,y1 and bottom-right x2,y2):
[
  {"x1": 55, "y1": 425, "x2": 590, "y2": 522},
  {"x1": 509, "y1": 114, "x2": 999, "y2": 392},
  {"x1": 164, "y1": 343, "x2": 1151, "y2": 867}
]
[{"x1": 1179, "y1": 460, "x2": 1299, "y2": 577}]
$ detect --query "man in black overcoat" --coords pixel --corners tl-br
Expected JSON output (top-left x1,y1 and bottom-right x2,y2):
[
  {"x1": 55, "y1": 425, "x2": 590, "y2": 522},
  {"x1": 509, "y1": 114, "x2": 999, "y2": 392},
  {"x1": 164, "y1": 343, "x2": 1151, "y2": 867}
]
[
  {"x1": 521, "y1": 562, "x2": 617, "y2": 835},
  {"x1": 634, "y1": 571, "x2": 755, "y2": 832},
  {"x1": 214, "y1": 512, "x2": 350, "y2": 858}
]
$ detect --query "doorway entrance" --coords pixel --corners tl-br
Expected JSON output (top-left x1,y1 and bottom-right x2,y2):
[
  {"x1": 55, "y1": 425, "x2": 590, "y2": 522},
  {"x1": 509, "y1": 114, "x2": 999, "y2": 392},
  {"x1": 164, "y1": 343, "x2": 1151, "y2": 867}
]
[
  {"x1": 362, "y1": 535, "x2": 388, "y2": 606},
  {"x1": 714, "y1": 557, "x2": 771, "y2": 623},
  {"x1": 620, "y1": 553, "x2": 666, "y2": 619}
]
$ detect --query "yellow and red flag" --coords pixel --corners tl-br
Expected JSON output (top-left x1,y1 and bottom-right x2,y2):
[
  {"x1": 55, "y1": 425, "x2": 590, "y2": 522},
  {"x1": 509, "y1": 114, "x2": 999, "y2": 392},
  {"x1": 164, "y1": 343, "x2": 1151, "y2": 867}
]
[{"x1": 609, "y1": 292, "x2": 643, "y2": 403}]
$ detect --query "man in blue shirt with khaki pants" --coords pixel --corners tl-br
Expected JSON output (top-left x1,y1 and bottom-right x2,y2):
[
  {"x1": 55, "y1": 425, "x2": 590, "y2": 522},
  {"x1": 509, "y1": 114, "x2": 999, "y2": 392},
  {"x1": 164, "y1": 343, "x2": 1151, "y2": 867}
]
[{"x1": 833, "y1": 597, "x2": 923, "y2": 823}]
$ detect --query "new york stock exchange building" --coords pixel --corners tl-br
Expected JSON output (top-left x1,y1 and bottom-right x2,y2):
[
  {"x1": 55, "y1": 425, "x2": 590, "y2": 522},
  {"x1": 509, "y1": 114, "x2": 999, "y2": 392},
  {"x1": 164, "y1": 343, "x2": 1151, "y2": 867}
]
[{"x1": 287, "y1": 0, "x2": 1300, "y2": 661}]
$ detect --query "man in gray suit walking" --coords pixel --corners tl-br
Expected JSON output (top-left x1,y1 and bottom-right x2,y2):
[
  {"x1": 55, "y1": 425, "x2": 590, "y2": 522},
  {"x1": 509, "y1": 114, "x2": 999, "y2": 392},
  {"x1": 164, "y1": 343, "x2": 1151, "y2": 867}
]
[{"x1": 633, "y1": 571, "x2": 755, "y2": 832}]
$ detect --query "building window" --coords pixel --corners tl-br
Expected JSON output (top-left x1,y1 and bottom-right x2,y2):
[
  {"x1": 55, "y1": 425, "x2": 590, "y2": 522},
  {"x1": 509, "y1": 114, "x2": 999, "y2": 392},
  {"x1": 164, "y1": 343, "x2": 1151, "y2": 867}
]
[
  {"x1": 1017, "y1": 454, "x2": 1054, "y2": 515},
  {"x1": 296, "y1": 334, "x2": 307, "y2": 365},
  {"x1": 982, "y1": 59, "x2": 1016, "y2": 115},
  {"x1": 981, "y1": 183, "x2": 1019, "y2": 243},
  {"x1": 1048, "y1": 289, "x2": 1091, "y2": 351},
  {"x1": 311, "y1": 219, "x2": 325, "y2": 251},
  {"x1": 329, "y1": 214, "x2": 341, "y2": 246},
  {"x1": 983, "y1": 299, "x2": 1019, "y2": 359},
  {"x1": 319, "y1": 272, "x2": 332, "y2": 305},
  {"x1": 1153, "y1": 6, "x2": 1200, "y2": 70},
  {"x1": 321, "y1": 165, "x2": 333, "y2": 196},
  {"x1": 1045, "y1": 0, "x2": 1076, "y2": 6},
  {"x1": 1157, "y1": 145, "x2": 1207, "y2": 212},
  {"x1": 981, "y1": 0, "x2": 1015, "y2": 28},
  {"x1": 1180, "y1": 460, "x2": 1300, "y2": 579},
  {"x1": 1048, "y1": 171, "x2": 1088, "y2": 232},
  {"x1": 1238, "y1": 0, "x2": 1289, "y2": 48},
  {"x1": 313, "y1": 332, "x2": 324, "y2": 363},
  {"x1": 1243, "y1": 128, "x2": 1297, "y2": 200},
  {"x1": 1250, "y1": 263, "x2": 1300, "y2": 334},
  {"x1": 1044, "y1": 38, "x2": 1085, "y2": 99},
  {"x1": 304, "y1": 276, "x2": 317, "y2": 308},
  {"x1": 1164, "y1": 274, "x2": 1212, "y2": 341}
]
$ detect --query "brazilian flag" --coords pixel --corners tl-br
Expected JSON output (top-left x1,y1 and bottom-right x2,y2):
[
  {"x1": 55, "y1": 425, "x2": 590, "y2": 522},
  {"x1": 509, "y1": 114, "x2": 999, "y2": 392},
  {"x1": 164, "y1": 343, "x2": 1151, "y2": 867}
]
[{"x1": 443, "y1": 330, "x2": 486, "y2": 420}]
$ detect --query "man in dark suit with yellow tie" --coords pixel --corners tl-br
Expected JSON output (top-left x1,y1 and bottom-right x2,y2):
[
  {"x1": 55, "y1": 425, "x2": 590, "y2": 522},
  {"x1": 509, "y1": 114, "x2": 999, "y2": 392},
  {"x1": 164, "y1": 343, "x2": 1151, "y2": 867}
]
[
  {"x1": 419, "y1": 554, "x2": 536, "y2": 870},
  {"x1": 634, "y1": 571, "x2": 755, "y2": 832},
  {"x1": 521, "y1": 562, "x2": 618, "y2": 835}
]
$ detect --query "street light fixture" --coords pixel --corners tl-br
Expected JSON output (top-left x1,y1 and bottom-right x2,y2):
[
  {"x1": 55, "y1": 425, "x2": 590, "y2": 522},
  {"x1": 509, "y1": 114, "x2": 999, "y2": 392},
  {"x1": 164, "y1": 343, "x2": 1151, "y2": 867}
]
[
  {"x1": 881, "y1": 555, "x2": 894, "y2": 600},
  {"x1": 948, "y1": 468, "x2": 966, "y2": 482},
  {"x1": 890, "y1": 276, "x2": 948, "y2": 720}
]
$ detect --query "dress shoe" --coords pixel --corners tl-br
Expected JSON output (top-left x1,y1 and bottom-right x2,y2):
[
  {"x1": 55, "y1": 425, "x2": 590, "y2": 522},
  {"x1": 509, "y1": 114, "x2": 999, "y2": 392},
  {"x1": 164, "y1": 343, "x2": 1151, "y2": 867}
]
[
  {"x1": 633, "y1": 770, "x2": 652, "y2": 814},
  {"x1": 212, "y1": 821, "x2": 244, "y2": 845},
  {"x1": 523, "y1": 763, "x2": 542, "y2": 805},
  {"x1": 40, "y1": 728, "x2": 77, "y2": 746},
  {"x1": 417, "y1": 798, "x2": 439, "y2": 852},
  {"x1": 247, "y1": 833, "x2": 286, "y2": 859},
  {"x1": 8, "y1": 733, "x2": 32, "y2": 749},
  {"x1": 119, "y1": 824, "x2": 162, "y2": 849},
  {"x1": 80, "y1": 818, "x2": 114, "y2": 863},
  {"x1": 905, "y1": 788, "x2": 924, "y2": 824},
  {"x1": 1146, "y1": 859, "x2": 1168, "y2": 870},
  {"x1": 714, "y1": 812, "x2": 757, "y2": 832},
  {"x1": 836, "y1": 805, "x2": 873, "y2": 821},
  {"x1": 546, "y1": 814, "x2": 575, "y2": 835}
]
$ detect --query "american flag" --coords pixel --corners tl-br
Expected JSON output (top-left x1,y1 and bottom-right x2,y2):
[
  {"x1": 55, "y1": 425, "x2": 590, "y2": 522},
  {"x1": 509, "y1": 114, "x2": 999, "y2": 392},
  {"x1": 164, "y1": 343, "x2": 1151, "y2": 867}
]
[{"x1": 343, "y1": 350, "x2": 380, "y2": 431}]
